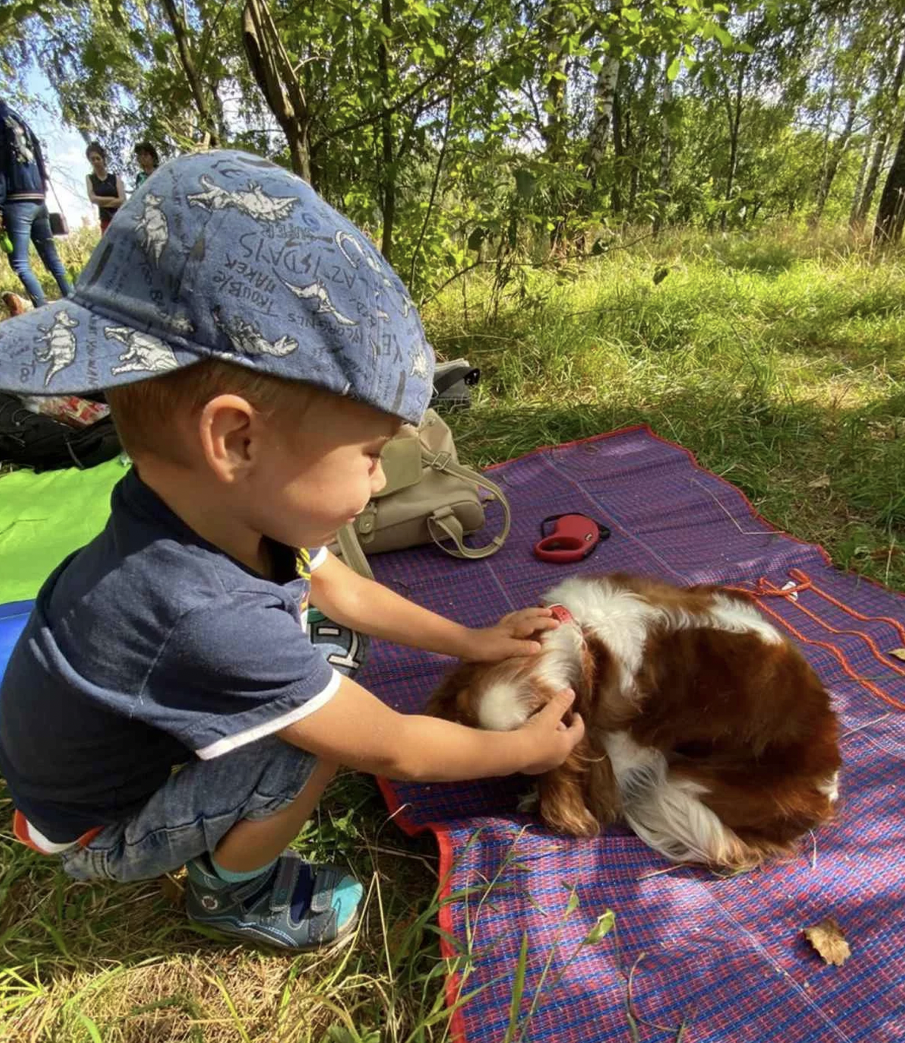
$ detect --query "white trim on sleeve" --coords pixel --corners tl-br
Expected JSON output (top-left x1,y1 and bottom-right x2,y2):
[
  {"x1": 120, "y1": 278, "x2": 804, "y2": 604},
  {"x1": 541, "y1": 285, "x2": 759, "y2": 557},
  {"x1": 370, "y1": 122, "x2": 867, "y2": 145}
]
[
  {"x1": 195, "y1": 670, "x2": 341, "y2": 759},
  {"x1": 309, "y1": 546, "x2": 328, "y2": 571}
]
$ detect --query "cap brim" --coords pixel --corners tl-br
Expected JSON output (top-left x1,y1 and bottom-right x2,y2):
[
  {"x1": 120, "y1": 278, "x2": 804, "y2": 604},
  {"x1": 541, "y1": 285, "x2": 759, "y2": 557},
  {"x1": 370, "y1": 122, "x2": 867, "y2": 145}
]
[{"x1": 0, "y1": 296, "x2": 201, "y2": 396}]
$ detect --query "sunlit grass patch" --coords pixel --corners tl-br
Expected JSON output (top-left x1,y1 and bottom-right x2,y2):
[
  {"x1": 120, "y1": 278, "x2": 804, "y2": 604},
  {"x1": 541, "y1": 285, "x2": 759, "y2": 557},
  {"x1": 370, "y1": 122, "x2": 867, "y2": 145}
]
[{"x1": 429, "y1": 225, "x2": 905, "y2": 590}]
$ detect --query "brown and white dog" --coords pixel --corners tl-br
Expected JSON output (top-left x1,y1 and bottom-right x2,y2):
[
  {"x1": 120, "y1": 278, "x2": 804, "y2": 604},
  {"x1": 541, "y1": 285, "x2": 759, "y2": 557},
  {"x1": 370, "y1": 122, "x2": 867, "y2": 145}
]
[{"x1": 428, "y1": 574, "x2": 841, "y2": 870}]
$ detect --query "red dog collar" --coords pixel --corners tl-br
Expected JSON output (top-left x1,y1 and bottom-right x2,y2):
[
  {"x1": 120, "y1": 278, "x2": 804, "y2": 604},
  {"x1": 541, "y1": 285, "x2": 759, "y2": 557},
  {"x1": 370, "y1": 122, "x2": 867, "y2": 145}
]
[{"x1": 547, "y1": 603, "x2": 575, "y2": 625}]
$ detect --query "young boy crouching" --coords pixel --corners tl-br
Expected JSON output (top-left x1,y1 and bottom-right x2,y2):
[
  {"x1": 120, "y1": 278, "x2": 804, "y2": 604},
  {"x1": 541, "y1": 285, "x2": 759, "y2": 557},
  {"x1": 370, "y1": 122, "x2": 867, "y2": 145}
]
[{"x1": 0, "y1": 151, "x2": 583, "y2": 951}]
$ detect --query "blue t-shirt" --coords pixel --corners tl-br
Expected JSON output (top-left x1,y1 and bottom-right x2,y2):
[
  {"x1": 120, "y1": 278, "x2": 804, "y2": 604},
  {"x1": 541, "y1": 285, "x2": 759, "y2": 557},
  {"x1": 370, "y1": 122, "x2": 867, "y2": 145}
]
[{"x1": 0, "y1": 469, "x2": 337, "y2": 843}]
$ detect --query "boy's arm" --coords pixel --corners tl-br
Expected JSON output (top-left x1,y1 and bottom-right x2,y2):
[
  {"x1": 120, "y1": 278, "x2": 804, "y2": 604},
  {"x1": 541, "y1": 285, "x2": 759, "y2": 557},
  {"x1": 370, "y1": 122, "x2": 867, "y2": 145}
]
[
  {"x1": 309, "y1": 551, "x2": 555, "y2": 660},
  {"x1": 278, "y1": 673, "x2": 583, "y2": 783}
]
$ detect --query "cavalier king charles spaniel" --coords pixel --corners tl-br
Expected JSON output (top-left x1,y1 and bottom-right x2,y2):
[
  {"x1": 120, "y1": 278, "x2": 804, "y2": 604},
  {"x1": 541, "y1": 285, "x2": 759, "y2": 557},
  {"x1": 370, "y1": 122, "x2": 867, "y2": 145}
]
[{"x1": 428, "y1": 574, "x2": 841, "y2": 870}]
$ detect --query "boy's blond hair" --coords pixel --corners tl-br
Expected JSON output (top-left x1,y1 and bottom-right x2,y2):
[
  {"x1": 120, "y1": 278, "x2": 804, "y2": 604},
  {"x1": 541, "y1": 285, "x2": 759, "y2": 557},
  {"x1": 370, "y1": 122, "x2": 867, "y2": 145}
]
[{"x1": 106, "y1": 358, "x2": 313, "y2": 463}]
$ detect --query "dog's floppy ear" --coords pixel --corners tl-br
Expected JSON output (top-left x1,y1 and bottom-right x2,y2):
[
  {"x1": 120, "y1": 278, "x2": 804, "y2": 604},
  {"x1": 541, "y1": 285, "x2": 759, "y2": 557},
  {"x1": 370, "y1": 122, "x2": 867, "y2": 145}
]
[
  {"x1": 426, "y1": 663, "x2": 478, "y2": 724},
  {"x1": 583, "y1": 750, "x2": 620, "y2": 826},
  {"x1": 538, "y1": 747, "x2": 600, "y2": 837}
]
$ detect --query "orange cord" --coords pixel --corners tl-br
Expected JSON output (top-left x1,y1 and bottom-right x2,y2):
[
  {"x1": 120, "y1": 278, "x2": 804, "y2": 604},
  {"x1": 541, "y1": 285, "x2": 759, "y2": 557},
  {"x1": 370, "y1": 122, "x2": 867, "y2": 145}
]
[
  {"x1": 721, "y1": 578, "x2": 813, "y2": 599},
  {"x1": 788, "y1": 567, "x2": 905, "y2": 644},
  {"x1": 736, "y1": 575, "x2": 905, "y2": 712},
  {"x1": 759, "y1": 580, "x2": 905, "y2": 680}
]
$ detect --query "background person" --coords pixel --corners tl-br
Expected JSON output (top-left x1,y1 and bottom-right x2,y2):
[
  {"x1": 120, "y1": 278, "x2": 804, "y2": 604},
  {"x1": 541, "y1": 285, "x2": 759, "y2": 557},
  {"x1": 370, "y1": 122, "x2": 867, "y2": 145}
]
[
  {"x1": 134, "y1": 141, "x2": 159, "y2": 188},
  {"x1": 85, "y1": 142, "x2": 126, "y2": 233},
  {"x1": 0, "y1": 99, "x2": 72, "y2": 306}
]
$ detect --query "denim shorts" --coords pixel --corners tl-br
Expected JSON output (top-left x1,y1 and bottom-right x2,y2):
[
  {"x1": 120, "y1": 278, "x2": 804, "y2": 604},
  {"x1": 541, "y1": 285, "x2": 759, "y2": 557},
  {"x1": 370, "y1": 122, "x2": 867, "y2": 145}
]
[{"x1": 61, "y1": 619, "x2": 368, "y2": 883}]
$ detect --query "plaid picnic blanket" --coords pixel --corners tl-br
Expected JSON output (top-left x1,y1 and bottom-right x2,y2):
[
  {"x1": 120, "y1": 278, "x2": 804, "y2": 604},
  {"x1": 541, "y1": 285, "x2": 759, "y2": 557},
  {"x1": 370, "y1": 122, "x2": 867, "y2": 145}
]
[{"x1": 359, "y1": 425, "x2": 905, "y2": 1043}]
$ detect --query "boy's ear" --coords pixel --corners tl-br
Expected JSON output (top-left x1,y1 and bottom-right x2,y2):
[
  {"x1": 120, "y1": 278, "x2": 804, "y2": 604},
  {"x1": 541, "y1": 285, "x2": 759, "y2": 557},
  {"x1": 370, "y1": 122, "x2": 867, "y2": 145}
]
[{"x1": 197, "y1": 394, "x2": 258, "y2": 482}]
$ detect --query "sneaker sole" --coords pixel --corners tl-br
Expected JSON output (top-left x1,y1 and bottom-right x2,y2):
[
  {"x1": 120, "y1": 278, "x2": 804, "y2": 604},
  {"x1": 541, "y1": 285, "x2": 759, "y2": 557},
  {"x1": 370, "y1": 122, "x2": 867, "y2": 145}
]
[{"x1": 187, "y1": 903, "x2": 361, "y2": 953}]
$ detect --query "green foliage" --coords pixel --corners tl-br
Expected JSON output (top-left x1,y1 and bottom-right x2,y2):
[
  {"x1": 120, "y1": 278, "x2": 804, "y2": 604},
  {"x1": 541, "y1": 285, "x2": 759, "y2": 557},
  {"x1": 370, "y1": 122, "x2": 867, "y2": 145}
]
[
  {"x1": 10, "y1": 0, "x2": 898, "y2": 287},
  {"x1": 431, "y1": 225, "x2": 905, "y2": 591}
]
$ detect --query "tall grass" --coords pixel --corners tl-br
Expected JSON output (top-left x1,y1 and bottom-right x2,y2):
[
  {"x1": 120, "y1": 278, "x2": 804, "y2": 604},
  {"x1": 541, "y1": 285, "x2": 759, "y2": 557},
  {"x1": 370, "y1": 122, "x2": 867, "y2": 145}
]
[
  {"x1": 435, "y1": 224, "x2": 905, "y2": 590},
  {"x1": 1, "y1": 222, "x2": 903, "y2": 1039}
]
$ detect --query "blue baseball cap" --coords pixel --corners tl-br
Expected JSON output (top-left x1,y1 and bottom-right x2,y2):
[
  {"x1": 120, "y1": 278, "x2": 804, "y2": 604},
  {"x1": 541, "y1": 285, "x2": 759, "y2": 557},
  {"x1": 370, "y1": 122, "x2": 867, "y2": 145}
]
[{"x1": 0, "y1": 150, "x2": 434, "y2": 423}]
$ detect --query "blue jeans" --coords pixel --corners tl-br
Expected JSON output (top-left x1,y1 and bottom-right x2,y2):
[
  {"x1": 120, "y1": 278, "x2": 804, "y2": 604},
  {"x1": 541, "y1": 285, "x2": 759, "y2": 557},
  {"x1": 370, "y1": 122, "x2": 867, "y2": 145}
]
[
  {"x1": 60, "y1": 621, "x2": 369, "y2": 883},
  {"x1": 2, "y1": 200, "x2": 72, "y2": 306}
]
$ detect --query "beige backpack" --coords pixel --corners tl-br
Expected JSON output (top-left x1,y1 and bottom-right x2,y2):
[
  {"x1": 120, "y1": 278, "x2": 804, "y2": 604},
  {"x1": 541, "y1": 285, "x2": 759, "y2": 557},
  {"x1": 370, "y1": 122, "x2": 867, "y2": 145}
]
[{"x1": 335, "y1": 409, "x2": 510, "y2": 579}]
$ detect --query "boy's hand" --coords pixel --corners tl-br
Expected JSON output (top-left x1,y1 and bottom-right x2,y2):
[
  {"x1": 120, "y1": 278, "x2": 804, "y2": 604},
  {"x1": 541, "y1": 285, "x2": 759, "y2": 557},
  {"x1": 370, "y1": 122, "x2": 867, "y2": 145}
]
[
  {"x1": 464, "y1": 607, "x2": 559, "y2": 661},
  {"x1": 516, "y1": 689, "x2": 585, "y2": 774}
]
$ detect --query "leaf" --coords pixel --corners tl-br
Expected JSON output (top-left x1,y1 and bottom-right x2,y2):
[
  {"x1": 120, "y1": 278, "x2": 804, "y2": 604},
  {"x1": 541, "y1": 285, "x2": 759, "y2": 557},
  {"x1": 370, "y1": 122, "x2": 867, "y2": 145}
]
[
  {"x1": 467, "y1": 226, "x2": 487, "y2": 251},
  {"x1": 807, "y1": 475, "x2": 830, "y2": 489},
  {"x1": 887, "y1": 648, "x2": 905, "y2": 662},
  {"x1": 502, "y1": 932, "x2": 529, "y2": 1043},
  {"x1": 514, "y1": 168, "x2": 536, "y2": 200},
  {"x1": 75, "y1": 1014, "x2": 104, "y2": 1043},
  {"x1": 803, "y1": 917, "x2": 851, "y2": 966},
  {"x1": 152, "y1": 36, "x2": 170, "y2": 64},
  {"x1": 583, "y1": 910, "x2": 616, "y2": 944},
  {"x1": 667, "y1": 57, "x2": 681, "y2": 81}
]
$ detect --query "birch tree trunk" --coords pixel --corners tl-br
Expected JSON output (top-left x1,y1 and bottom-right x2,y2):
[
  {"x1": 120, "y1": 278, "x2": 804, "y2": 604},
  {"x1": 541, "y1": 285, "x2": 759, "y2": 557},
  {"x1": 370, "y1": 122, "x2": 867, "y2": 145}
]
[
  {"x1": 584, "y1": 52, "x2": 620, "y2": 185},
  {"x1": 611, "y1": 86, "x2": 624, "y2": 216}
]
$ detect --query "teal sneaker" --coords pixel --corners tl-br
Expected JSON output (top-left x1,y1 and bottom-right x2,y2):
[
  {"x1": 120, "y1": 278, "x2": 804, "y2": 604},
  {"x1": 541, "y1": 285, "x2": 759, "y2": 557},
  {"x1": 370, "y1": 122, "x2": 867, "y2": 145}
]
[{"x1": 186, "y1": 850, "x2": 364, "y2": 950}]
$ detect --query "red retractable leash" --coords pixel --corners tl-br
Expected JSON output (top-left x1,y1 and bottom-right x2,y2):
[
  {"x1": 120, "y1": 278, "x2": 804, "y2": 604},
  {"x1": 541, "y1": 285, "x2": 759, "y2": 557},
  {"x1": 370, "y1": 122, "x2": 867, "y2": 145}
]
[{"x1": 534, "y1": 513, "x2": 610, "y2": 563}]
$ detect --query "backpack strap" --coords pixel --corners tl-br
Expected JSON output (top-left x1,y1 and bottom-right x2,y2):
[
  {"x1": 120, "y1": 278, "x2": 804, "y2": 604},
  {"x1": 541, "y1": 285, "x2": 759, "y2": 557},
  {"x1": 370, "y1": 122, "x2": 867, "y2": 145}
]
[
  {"x1": 421, "y1": 450, "x2": 511, "y2": 559},
  {"x1": 335, "y1": 523, "x2": 374, "y2": 580}
]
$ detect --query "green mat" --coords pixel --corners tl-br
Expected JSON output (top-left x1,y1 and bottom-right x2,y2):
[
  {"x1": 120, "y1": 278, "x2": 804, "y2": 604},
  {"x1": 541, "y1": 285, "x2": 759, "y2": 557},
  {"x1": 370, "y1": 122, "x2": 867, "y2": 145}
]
[{"x1": 0, "y1": 460, "x2": 127, "y2": 603}]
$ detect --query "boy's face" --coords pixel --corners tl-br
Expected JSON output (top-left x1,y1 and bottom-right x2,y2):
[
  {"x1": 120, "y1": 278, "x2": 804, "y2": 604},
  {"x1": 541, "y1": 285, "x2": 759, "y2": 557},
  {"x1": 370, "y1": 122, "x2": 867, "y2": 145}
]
[{"x1": 247, "y1": 393, "x2": 401, "y2": 549}]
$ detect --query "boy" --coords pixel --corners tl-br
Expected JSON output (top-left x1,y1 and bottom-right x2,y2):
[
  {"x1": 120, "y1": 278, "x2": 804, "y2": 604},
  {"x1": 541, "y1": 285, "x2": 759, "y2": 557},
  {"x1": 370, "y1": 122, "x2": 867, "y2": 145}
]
[{"x1": 0, "y1": 151, "x2": 583, "y2": 951}]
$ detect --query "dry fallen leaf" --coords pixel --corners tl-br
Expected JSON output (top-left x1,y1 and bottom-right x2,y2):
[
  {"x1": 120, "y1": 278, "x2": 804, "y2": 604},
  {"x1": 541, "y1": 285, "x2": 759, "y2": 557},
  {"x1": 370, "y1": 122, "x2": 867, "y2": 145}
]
[
  {"x1": 807, "y1": 475, "x2": 831, "y2": 489},
  {"x1": 803, "y1": 917, "x2": 851, "y2": 966},
  {"x1": 888, "y1": 648, "x2": 905, "y2": 663}
]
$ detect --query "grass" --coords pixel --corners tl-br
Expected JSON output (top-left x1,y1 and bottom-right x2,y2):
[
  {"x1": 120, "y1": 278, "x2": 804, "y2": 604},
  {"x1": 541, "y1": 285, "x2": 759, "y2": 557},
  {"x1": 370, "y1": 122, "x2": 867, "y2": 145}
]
[
  {"x1": 2, "y1": 221, "x2": 905, "y2": 1039},
  {"x1": 436, "y1": 223, "x2": 905, "y2": 591}
]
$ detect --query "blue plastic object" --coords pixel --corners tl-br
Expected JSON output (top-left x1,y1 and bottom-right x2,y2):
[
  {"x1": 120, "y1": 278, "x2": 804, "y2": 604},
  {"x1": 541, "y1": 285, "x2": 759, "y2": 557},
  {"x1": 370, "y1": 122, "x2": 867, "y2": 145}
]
[{"x1": 0, "y1": 600, "x2": 33, "y2": 683}]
